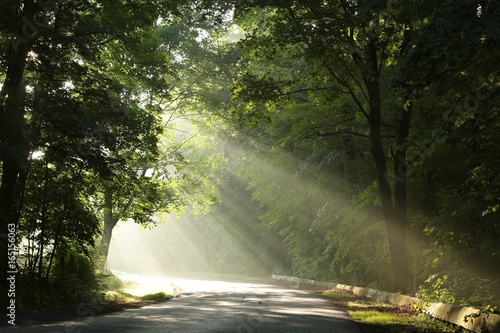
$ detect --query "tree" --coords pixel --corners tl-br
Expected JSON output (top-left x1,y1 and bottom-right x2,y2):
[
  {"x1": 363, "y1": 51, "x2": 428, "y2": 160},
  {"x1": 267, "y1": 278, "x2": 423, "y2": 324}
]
[
  {"x1": 225, "y1": 0, "x2": 499, "y2": 297},
  {"x1": 230, "y1": 0, "x2": 423, "y2": 291},
  {"x1": 0, "y1": 0, "x2": 186, "y2": 296},
  {"x1": 399, "y1": 0, "x2": 500, "y2": 303}
]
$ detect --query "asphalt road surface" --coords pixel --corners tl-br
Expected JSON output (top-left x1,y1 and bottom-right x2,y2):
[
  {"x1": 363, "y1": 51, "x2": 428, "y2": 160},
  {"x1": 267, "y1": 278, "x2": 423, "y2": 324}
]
[{"x1": 6, "y1": 274, "x2": 361, "y2": 333}]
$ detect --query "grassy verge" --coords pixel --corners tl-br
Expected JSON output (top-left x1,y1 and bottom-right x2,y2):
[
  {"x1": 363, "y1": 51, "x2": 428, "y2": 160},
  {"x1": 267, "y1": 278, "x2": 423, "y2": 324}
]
[
  {"x1": 14, "y1": 273, "x2": 172, "y2": 326},
  {"x1": 320, "y1": 290, "x2": 455, "y2": 333},
  {"x1": 104, "y1": 290, "x2": 172, "y2": 303},
  {"x1": 103, "y1": 272, "x2": 173, "y2": 301}
]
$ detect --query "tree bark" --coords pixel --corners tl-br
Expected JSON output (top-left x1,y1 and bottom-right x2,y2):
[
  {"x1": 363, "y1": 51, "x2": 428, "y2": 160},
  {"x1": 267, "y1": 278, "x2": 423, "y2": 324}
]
[
  {"x1": 364, "y1": 40, "x2": 410, "y2": 292},
  {"x1": 100, "y1": 187, "x2": 117, "y2": 271},
  {"x1": 0, "y1": 0, "x2": 36, "y2": 290}
]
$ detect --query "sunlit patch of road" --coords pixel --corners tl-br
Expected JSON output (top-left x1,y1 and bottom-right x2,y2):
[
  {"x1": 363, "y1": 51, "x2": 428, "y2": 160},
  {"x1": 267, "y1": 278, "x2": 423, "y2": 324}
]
[
  {"x1": 112, "y1": 270, "x2": 273, "y2": 296},
  {"x1": 7, "y1": 274, "x2": 361, "y2": 332}
]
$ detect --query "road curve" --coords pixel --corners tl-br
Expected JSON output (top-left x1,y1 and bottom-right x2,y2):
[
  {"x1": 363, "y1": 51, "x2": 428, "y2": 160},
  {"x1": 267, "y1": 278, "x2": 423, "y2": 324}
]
[{"x1": 7, "y1": 276, "x2": 361, "y2": 333}]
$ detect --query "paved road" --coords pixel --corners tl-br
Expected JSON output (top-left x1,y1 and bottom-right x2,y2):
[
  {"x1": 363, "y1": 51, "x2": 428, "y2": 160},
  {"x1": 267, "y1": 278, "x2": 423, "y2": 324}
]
[{"x1": 7, "y1": 275, "x2": 360, "y2": 333}]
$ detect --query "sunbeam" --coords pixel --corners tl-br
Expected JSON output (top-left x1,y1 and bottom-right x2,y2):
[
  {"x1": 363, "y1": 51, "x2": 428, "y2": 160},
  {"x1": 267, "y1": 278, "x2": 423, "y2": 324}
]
[{"x1": 107, "y1": 214, "x2": 216, "y2": 276}]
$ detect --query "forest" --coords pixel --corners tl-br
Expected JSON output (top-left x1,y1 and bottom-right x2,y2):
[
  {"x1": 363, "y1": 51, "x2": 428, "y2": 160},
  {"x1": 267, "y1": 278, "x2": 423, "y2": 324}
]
[{"x1": 0, "y1": 0, "x2": 499, "y2": 313}]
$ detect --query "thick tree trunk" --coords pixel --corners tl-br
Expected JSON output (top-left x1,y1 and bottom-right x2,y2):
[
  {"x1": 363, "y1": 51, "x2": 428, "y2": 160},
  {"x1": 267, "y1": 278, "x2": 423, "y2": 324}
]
[
  {"x1": 0, "y1": 1, "x2": 35, "y2": 290},
  {"x1": 100, "y1": 187, "x2": 117, "y2": 271},
  {"x1": 369, "y1": 120, "x2": 407, "y2": 292},
  {"x1": 364, "y1": 40, "x2": 410, "y2": 292}
]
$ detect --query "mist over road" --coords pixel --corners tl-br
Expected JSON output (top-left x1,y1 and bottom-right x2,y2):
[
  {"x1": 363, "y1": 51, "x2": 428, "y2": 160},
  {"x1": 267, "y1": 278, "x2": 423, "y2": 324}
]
[{"x1": 7, "y1": 275, "x2": 360, "y2": 333}]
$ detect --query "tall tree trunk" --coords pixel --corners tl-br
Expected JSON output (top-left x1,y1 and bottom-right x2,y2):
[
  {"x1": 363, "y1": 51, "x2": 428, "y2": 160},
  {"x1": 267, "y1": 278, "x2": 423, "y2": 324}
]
[
  {"x1": 100, "y1": 187, "x2": 117, "y2": 271},
  {"x1": 364, "y1": 40, "x2": 409, "y2": 292},
  {"x1": 99, "y1": 175, "x2": 142, "y2": 270},
  {"x1": 0, "y1": 1, "x2": 36, "y2": 289}
]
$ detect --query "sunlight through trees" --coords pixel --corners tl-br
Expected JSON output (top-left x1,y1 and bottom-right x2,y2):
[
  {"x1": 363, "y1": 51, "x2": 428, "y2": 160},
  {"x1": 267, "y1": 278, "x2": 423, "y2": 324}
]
[{"x1": 1, "y1": 0, "x2": 498, "y2": 312}]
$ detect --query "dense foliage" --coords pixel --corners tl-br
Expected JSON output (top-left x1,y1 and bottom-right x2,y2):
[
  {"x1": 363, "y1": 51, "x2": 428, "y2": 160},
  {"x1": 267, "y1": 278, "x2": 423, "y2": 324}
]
[
  {"x1": 0, "y1": 0, "x2": 219, "y2": 307},
  {"x1": 212, "y1": 0, "x2": 500, "y2": 306},
  {"x1": 1, "y1": 0, "x2": 498, "y2": 311}
]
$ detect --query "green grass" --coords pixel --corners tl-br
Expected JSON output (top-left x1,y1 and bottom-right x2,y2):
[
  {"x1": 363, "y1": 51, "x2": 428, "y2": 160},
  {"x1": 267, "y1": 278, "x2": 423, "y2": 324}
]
[
  {"x1": 104, "y1": 290, "x2": 171, "y2": 303},
  {"x1": 104, "y1": 290, "x2": 140, "y2": 303},
  {"x1": 317, "y1": 289, "x2": 455, "y2": 332},
  {"x1": 348, "y1": 306, "x2": 455, "y2": 332},
  {"x1": 350, "y1": 310, "x2": 416, "y2": 325},
  {"x1": 140, "y1": 292, "x2": 170, "y2": 301},
  {"x1": 102, "y1": 271, "x2": 174, "y2": 304}
]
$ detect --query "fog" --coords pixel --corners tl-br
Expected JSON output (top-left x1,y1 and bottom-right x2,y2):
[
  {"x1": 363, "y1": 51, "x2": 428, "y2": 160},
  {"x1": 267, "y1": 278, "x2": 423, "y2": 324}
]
[{"x1": 107, "y1": 214, "x2": 216, "y2": 276}]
